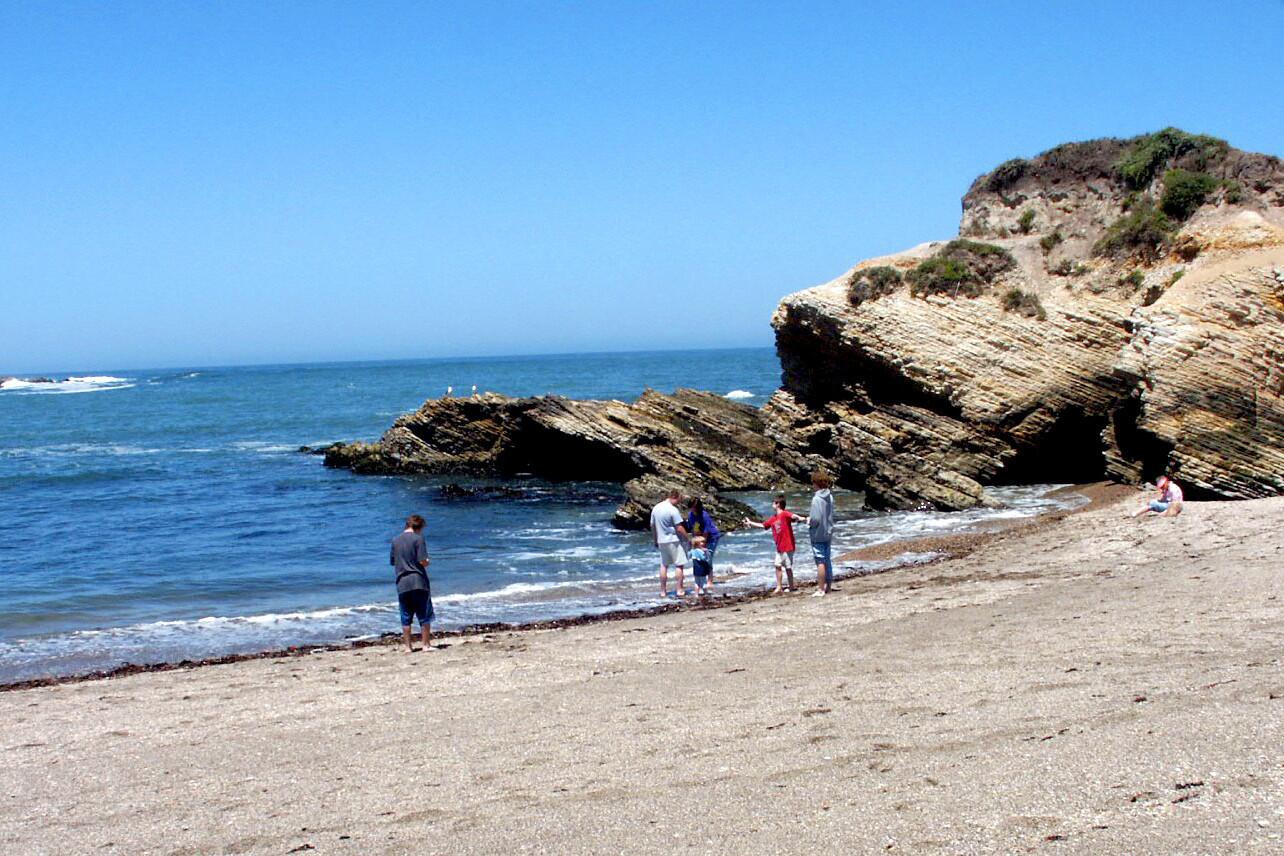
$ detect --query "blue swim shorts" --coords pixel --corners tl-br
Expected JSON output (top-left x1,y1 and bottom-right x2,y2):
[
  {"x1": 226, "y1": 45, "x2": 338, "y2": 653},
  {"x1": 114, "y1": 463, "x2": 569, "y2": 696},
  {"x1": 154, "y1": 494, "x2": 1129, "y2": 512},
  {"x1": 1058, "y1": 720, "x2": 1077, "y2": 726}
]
[
  {"x1": 398, "y1": 590, "x2": 434, "y2": 627},
  {"x1": 811, "y1": 541, "x2": 832, "y2": 567},
  {"x1": 1148, "y1": 500, "x2": 1170, "y2": 513},
  {"x1": 811, "y1": 542, "x2": 833, "y2": 586}
]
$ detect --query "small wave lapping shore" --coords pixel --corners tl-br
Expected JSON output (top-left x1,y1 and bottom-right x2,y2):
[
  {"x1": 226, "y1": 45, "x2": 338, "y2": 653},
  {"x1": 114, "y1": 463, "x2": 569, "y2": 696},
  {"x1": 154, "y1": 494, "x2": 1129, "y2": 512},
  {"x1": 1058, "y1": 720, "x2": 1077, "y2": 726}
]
[
  {"x1": 3, "y1": 494, "x2": 1281, "y2": 853},
  {"x1": 0, "y1": 483, "x2": 1085, "y2": 685}
]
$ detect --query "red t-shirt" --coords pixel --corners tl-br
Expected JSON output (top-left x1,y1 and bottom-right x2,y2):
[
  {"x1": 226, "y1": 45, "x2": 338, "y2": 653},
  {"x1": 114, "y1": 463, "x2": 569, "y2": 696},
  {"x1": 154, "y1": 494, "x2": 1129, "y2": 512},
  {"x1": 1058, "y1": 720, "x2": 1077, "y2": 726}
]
[{"x1": 762, "y1": 511, "x2": 800, "y2": 552}]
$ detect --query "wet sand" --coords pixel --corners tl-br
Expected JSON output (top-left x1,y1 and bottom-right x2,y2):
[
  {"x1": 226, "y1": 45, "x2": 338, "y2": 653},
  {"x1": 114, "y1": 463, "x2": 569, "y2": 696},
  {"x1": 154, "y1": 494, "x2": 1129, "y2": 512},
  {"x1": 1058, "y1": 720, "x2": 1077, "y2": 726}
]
[{"x1": 3, "y1": 493, "x2": 1283, "y2": 854}]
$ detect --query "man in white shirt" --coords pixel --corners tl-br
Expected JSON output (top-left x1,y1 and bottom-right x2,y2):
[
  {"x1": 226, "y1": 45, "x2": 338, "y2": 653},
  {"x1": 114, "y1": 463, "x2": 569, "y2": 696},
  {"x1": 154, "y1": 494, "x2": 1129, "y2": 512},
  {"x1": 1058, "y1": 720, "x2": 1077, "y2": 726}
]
[
  {"x1": 1132, "y1": 475, "x2": 1185, "y2": 518},
  {"x1": 650, "y1": 488, "x2": 690, "y2": 598}
]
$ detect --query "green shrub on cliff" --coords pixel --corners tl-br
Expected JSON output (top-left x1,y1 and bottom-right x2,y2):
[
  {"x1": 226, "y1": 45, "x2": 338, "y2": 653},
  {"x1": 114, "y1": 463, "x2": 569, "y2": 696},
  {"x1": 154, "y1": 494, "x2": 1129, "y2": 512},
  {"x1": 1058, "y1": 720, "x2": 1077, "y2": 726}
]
[
  {"x1": 1160, "y1": 169, "x2": 1219, "y2": 220},
  {"x1": 1001, "y1": 287, "x2": 1047, "y2": 321},
  {"x1": 1039, "y1": 230, "x2": 1064, "y2": 254},
  {"x1": 908, "y1": 257, "x2": 974, "y2": 297},
  {"x1": 1017, "y1": 209, "x2": 1036, "y2": 234},
  {"x1": 1222, "y1": 179, "x2": 1243, "y2": 205},
  {"x1": 1115, "y1": 128, "x2": 1228, "y2": 189},
  {"x1": 908, "y1": 240, "x2": 1014, "y2": 299},
  {"x1": 847, "y1": 266, "x2": 903, "y2": 307},
  {"x1": 1093, "y1": 198, "x2": 1174, "y2": 260}
]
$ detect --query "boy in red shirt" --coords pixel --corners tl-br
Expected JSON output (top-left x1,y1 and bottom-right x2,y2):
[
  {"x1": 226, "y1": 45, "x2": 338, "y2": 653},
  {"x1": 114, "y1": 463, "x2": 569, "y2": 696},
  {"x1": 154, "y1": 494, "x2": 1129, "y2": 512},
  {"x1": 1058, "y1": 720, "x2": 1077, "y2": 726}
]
[{"x1": 744, "y1": 495, "x2": 808, "y2": 594}]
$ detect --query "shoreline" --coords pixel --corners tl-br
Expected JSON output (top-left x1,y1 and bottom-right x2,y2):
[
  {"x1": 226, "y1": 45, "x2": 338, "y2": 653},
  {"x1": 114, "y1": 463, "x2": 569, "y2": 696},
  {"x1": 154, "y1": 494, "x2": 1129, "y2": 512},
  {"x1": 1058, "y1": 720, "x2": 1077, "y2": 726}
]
[
  {"x1": 0, "y1": 482, "x2": 1123, "y2": 694},
  {"x1": 5, "y1": 492, "x2": 1282, "y2": 853}
]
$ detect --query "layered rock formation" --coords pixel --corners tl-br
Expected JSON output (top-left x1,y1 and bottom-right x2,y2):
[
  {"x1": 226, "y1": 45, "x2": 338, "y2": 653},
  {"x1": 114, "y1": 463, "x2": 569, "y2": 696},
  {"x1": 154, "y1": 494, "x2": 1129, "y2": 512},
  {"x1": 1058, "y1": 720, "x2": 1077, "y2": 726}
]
[
  {"x1": 324, "y1": 389, "x2": 794, "y2": 529},
  {"x1": 329, "y1": 129, "x2": 1284, "y2": 515},
  {"x1": 768, "y1": 129, "x2": 1284, "y2": 508}
]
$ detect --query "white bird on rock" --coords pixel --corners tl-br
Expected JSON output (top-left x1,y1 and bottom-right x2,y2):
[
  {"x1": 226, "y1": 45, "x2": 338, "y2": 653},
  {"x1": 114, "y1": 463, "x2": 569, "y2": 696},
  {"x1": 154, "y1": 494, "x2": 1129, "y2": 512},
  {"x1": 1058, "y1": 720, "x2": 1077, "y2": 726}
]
[
  {"x1": 471, "y1": 385, "x2": 478, "y2": 397},
  {"x1": 446, "y1": 386, "x2": 453, "y2": 398}
]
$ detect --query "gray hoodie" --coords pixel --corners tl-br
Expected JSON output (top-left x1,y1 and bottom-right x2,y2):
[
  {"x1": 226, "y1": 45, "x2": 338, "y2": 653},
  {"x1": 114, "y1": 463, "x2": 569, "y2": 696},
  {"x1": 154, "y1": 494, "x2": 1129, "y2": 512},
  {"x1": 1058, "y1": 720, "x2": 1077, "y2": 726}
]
[{"x1": 808, "y1": 489, "x2": 834, "y2": 544}]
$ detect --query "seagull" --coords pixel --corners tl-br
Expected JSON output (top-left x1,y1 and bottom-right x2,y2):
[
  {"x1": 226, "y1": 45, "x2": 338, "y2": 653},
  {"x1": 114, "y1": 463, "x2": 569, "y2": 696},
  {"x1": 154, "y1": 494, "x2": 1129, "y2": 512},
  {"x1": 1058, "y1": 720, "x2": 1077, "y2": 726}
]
[
  {"x1": 471, "y1": 385, "x2": 478, "y2": 397},
  {"x1": 446, "y1": 386, "x2": 453, "y2": 398}
]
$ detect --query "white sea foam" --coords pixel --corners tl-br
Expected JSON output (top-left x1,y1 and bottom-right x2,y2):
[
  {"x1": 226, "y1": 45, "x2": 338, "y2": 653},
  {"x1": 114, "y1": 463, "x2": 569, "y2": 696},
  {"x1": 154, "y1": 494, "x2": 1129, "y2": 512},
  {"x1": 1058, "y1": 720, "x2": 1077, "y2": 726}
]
[
  {"x1": 0, "y1": 483, "x2": 1089, "y2": 683},
  {"x1": 724, "y1": 389, "x2": 755, "y2": 399},
  {"x1": 230, "y1": 441, "x2": 296, "y2": 454},
  {"x1": 1, "y1": 375, "x2": 134, "y2": 395},
  {"x1": 506, "y1": 543, "x2": 625, "y2": 562},
  {"x1": 2, "y1": 443, "x2": 215, "y2": 458}
]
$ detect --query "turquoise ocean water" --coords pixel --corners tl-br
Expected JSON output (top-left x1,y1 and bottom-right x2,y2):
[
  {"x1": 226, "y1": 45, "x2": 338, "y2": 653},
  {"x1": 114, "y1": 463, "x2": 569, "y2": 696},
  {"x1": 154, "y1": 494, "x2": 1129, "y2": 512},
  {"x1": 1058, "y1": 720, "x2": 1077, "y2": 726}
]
[{"x1": 0, "y1": 348, "x2": 1078, "y2": 681}]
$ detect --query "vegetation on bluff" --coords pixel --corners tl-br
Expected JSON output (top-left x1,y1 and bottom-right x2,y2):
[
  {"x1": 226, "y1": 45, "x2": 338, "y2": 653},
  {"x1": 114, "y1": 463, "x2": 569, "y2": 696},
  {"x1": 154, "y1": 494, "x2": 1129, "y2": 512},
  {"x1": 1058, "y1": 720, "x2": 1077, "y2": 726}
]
[
  {"x1": 1159, "y1": 168, "x2": 1221, "y2": 220},
  {"x1": 1093, "y1": 198, "x2": 1174, "y2": 261},
  {"x1": 909, "y1": 240, "x2": 1014, "y2": 299},
  {"x1": 984, "y1": 158, "x2": 1028, "y2": 192},
  {"x1": 1001, "y1": 287, "x2": 1047, "y2": 321},
  {"x1": 846, "y1": 266, "x2": 903, "y2": 307},
  {"x1": 1016, "y1": 209, "x2": 1036, "y2": 234},
  {"x1": 1115, "y1": 127, "x2": 1228, "y2": 189}
]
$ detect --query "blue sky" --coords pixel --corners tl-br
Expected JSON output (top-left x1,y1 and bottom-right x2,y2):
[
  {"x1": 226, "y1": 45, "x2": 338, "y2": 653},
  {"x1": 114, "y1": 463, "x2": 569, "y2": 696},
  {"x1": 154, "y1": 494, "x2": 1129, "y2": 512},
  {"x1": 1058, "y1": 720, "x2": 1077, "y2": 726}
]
[{"x1": 3, "y1": 1, "x2": 1282, "y2": 373}]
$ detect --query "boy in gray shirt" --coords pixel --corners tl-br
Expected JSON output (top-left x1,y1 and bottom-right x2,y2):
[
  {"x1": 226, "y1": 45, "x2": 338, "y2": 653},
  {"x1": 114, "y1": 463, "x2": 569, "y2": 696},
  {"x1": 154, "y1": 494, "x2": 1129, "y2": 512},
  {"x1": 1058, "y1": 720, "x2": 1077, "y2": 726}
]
[
  {"x1": 808, "y1": 472, "x2": 835, "y2": 597},
  {"x1": 391, "y1": 514, "x2": 434, "y2": 652}
]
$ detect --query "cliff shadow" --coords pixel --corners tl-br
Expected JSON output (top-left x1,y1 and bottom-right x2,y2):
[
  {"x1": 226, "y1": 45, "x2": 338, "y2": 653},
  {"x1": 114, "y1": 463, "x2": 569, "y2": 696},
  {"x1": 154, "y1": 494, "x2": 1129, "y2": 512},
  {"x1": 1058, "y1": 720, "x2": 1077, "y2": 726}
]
[{"x1": 993, "y1": 406, "x2": 1110, "y2": 485}]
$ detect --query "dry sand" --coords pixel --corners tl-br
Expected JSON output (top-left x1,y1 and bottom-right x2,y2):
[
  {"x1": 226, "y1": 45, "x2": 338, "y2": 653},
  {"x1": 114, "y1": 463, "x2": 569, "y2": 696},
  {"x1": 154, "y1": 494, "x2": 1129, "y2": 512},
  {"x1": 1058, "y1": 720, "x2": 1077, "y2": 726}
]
[{"x1": 3, "y1": 493, "x2": 1283, "y2": 854}]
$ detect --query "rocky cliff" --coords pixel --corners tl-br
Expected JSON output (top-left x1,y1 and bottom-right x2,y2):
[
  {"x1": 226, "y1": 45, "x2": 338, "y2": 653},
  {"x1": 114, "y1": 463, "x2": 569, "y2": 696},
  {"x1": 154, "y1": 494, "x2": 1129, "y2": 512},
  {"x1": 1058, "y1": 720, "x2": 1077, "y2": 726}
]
[
  {"x1": 767, "y1": 129, "x2": 1284, "y2": 508},
  {"x1": 324, "y1": 389, "x2": 794, "y2": 529},
  {"x1": 327, "y1": 129, "x2": 1284, "y2": 517}
]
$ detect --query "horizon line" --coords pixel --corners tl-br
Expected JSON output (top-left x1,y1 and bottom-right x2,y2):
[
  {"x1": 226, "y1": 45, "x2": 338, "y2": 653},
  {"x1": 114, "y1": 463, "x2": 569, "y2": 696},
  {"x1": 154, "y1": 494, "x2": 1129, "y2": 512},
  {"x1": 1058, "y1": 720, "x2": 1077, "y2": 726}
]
[{"x1": 3, "y1": 342, "x2": 779, "y2": 380}]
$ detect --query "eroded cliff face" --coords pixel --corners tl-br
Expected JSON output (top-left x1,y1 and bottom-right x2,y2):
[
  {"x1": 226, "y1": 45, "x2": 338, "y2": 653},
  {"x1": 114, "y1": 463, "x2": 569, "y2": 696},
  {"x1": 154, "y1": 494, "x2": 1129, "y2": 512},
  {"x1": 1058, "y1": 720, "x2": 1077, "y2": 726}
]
[
  {"x1": 769, "y1": 130, "x2": 1284, "y2": 508},
  {"x1": 327, "y1": 130, "x2": 1284, "y2": 516}
]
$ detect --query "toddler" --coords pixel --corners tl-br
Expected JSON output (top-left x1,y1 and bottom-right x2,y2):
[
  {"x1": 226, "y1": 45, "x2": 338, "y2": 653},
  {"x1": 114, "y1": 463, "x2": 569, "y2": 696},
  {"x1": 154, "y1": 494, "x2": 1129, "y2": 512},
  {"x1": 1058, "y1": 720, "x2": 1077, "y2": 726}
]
[{"x1": 690, "y1": 535, "x2": 714, "y2": 595}]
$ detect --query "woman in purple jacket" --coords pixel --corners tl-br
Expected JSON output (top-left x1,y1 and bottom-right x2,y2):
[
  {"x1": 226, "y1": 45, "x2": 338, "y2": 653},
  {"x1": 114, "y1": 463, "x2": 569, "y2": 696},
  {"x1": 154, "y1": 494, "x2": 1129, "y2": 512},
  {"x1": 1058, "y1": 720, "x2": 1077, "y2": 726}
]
[{"x1": 686, "y1": 497, "x2": 722, "y2": 591}]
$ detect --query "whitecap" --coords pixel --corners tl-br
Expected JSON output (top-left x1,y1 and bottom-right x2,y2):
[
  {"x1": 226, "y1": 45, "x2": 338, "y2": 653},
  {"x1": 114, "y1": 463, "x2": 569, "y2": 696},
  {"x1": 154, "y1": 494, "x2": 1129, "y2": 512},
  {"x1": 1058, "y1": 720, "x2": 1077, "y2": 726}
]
[
  {"x1": 724, "y1": 389, "x2": 755, "y2": 399},
  {"x1": 0, "y1": 376, "x2": 134, "y2": 395},
  {"x1": 230, "y1": 441, "x2": 296, "y2": 454}
]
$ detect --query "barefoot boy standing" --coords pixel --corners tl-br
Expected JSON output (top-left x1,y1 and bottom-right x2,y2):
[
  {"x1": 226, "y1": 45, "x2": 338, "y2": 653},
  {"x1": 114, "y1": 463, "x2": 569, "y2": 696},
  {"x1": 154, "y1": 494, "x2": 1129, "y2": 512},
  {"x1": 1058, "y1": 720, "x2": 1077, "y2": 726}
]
[
  {"x1": 391, "y1": 514, "x2": 434, "y2": 652},
  {"x1": 745, "y1": 495, "x2": 807, "y2": 594}
]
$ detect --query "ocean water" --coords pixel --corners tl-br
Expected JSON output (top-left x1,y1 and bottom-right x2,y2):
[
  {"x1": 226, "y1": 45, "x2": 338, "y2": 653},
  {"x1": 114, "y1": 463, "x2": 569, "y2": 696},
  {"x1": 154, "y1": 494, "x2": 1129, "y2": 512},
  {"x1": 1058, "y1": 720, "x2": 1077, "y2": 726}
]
[{"x1": 0, "y1": 348, "x2": 1082, "y2": 682}]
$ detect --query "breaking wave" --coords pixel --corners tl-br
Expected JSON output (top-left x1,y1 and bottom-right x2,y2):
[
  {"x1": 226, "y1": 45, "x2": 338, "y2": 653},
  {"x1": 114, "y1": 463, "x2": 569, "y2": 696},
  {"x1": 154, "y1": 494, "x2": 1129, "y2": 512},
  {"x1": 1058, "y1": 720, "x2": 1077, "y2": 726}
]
[{"x1": 0, "y1": 376, "x2": 134, "y2": 395}]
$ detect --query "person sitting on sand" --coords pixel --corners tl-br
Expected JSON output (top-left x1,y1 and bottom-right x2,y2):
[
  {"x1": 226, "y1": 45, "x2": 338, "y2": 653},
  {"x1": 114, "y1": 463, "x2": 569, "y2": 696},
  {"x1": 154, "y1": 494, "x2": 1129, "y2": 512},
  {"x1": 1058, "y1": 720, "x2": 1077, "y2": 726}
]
[
  {"x1": 391, "y1": 514, "x2": 434, "y2": 652},
  {"x1": 809, "y1": 472, "x2": 836, "y2": 597},
  {"x1": 1132, "y1": 475, "x2": 1185, "y2": 518},
  {"x1": 744, "y1": 494, "x2": 808, "y2": 594},
  {"x1": 650, "y1": 488, "x2": 691, "y2": 598},
  {"x1": 690, "y1": 535, "x2": 714, "y2": 596}
]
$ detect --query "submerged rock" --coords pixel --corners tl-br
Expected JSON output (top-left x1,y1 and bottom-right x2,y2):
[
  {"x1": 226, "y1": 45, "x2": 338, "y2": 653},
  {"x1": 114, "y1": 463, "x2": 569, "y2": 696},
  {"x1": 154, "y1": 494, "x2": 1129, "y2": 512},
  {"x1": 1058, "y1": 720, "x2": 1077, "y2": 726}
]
[{"x1": 439, "y1": 483, "x2": 527, "y2": 500}]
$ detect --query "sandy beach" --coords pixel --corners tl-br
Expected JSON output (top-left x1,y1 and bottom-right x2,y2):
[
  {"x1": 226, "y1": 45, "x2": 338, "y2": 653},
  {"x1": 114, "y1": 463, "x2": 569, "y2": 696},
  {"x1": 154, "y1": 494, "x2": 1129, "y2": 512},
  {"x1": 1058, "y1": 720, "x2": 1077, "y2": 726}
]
[{"x1": 4, "y1": 492, "x2": 1283, "y2": 855}]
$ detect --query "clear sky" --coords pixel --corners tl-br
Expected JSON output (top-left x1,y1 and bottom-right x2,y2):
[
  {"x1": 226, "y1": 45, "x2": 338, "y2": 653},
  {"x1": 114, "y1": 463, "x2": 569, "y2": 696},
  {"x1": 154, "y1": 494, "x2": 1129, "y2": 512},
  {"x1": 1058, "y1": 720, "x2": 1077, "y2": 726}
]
[{"x1": 3, "y1": 1, "x2": 1282, "y2": 373}]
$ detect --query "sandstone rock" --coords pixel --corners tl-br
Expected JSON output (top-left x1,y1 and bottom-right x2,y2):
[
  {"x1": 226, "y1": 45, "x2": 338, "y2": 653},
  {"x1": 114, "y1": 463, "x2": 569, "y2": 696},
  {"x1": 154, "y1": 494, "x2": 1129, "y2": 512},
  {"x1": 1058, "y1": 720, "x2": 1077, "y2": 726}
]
[
  {"x1": 326, "y1": 389, "x2": 796, "y2": 529},
  {"x1": 612, "y1": 474, "x2": 757, "y2": 532},
  {"x1": 769, "y1": 130, "x2": 1284, "y2": 508},
  {"x1": 330, "y1": 129, "x2": 1284, "y2": 514},
  {"x1": 1107, "y1": 248, "x2": 1284, "y2": 498}
]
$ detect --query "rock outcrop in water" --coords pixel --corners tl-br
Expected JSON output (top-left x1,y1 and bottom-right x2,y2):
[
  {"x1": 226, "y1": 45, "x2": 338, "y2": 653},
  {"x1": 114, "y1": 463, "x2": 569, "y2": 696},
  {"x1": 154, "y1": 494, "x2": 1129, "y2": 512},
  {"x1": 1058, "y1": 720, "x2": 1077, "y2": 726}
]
[
  {"x1": 328, "y1": 129, "x2": 1284, "y2": 515},
  {"x1": 325, "y1": 389, "x2": 794, "y2": 529},
  {"x1": 767, "y1": 129, "x2": 1284, "y2": 508}
]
